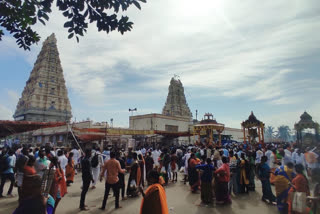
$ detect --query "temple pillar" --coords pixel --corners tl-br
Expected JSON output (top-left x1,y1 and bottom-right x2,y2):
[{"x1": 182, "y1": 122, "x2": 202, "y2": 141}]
[
  {"x1": 193, "y1": 128, "x2": 195, "y2": 145},
  {"x1": 100, "y1": 139, "x2": 104, "y2": 152},
  {"x1": 258, "y1": 127, "x2": 261, "y2": 144},
  {"x1": 219, "y1": 131, "x2": 222, "y2": 147}
]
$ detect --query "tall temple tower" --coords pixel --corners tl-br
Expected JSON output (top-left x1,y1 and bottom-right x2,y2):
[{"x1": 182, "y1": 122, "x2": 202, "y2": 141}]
[
  {"x1": 162, "y1": 77, "x2": 192, "y2": 120},
  {"x1": 13, "y1": 33, "x2": 72, "y2": 122}
]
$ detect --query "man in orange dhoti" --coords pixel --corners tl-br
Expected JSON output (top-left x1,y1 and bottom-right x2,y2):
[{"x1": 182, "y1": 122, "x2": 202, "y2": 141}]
[{"x1": 139, "y1": 170, "x2": 169, "y2": 214}]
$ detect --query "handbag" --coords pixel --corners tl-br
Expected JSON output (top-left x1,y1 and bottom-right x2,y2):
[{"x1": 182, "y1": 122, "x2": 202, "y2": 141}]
[{"x1": 292, "y1": 192, "x2": 306, "y2": 213}]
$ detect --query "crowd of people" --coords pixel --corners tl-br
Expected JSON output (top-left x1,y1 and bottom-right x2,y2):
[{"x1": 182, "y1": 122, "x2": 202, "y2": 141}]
[{"x1": 0, "y1": 142, "x2": 319, "y2": 214}]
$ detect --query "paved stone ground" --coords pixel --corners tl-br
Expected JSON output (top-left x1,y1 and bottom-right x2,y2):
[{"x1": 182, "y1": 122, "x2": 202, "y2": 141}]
[{"x1": 0, "y1": 173, "x2": 277, "y2": 214}]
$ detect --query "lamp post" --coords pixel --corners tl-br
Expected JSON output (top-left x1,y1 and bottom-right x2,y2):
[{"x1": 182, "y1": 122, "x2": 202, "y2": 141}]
[
  {"x1": 103, "y1": 121, "x2": 108, "y2": 150},
  {"x1": 196, "y1": 110, "x2": 198, "y2": 121},
  {"x1": 129, "y1": 108, "x2": 137, "y2": 116}
]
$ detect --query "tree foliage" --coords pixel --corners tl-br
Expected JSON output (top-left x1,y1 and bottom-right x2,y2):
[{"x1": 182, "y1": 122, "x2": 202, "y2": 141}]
[
  {"x1": 265, "y1": 126, "x2": 275, "y2": 142},
  {"x1": 0, "y1": 0, "x2": 146, "y2": 50},
  {"x1": 277, "y1": 125, "x2": 291, "y2": 142}
]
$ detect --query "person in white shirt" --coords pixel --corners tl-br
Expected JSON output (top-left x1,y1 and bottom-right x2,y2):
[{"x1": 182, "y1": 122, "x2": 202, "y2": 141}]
[
  {"x1": 264, "y1": 147, "x2": 272, "y2": 167},
  {"x1": 152, "y1": 149, "x2": 160, "y2": 169},
  {"x1": 50, "y1": 148, "x2": 56, "y2": 157},
  {"x1": 141, "y1": 147, "x2": 146, "y2": 157},
  {"x1": 282, "y1": 146, "x2": 293, "y2": 166},
  {"x1": 292, "y1": 148, "x2": 307, "y2": 168},
  {"x1": 269, "y1": 149, "x2": 279, "y2": 184},
  {"x1": 28, "y1": 148, "x2": 34, "y2": 156},
  {"x1": 182, "y1": 150, "x2": 191, "y2": 184},
  {"x1": 35, "y1": 150, "x2": 50, "y2": 178},
  {"x1": 256, "y1": 149, "x2": 263, "y2": 164},
  {"x1": 57, "y1": 150, "x2": 68, "y2": 175},
  {"x1": 91, "y1": 149, "x2": 104, "y2": 189},
  {"x1": 291, "y1": 148, "x2": 298, "y2": 162},
  {"x1": 71, "y1": 147, "x2": 80, "y2": 174}
]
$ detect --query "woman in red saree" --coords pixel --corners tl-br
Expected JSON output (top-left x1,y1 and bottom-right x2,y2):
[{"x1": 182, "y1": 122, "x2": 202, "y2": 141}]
[
  {"x1": 215, "y1": 156, "x2": 231, "y2": 205},
  {"x1": 65, "y1": 152, "x2": 75, "y2": 186},
  {"x1": 288, "y1": 164, "x2": 310, "y2": 214},
  {"x1": 49, "y1": 157, "x2": 67, "y2": 214},
  {"x1": 140, "y1": 170, "x2": 169, "y2": 214},
  {"x1": 24, "y1": 155, "x2": 36, "y2": 176},
  {"x1": 188, "y1": 153, "x2": 200, "y2": 192}
]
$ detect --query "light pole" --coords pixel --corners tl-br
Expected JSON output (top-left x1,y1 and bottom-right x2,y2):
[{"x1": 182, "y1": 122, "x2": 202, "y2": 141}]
[
  {"x1": 196, "y1": 109, "x2": 198, "y2": 121},
  {"x1": 129, "y1": 108, "x2": 137, "y2": 116}
]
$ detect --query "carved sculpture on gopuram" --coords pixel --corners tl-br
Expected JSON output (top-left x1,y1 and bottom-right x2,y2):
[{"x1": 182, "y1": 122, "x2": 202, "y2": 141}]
[
  {"x1": 13, "y1": 33, "x2": 72, "y2": 122},
  {"x1": 162, "y1": 77, "x2": 192, "y2": 120}
]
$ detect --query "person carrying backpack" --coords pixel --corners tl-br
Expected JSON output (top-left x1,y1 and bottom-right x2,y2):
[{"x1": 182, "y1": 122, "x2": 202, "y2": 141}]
[
  {"x1": 91, "y1": 149, "x2": 103, "y2": 189},
  {"x1": 0, "y1": 149, "x2": 16, "y2": 198}
]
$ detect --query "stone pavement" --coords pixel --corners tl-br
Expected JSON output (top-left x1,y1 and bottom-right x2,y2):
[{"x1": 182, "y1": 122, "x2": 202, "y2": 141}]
[{"x1": 0, "y1": 173, "x2": 277, "y2": 214}]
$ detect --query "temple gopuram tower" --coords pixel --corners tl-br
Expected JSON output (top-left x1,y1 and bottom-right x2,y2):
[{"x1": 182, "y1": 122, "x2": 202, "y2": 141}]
[
  {"x1": 13, "y1": 33, "x2": 72, "y2": 122},
  {"x1": 162, "y1": 77, "x2": 192, "y2": 120}
]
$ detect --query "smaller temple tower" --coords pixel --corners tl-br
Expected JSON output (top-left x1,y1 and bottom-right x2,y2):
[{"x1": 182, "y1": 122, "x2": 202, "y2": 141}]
[
  {"x1": 13, "y1": 33, "x2": 72, "y2": 122},
  {"x1": 162, "y1": 77, "x2": 192, "y2": 120}
]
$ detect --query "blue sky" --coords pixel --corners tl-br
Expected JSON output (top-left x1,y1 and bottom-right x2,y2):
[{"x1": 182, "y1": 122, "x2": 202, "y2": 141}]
[{"x1": 0, "y1": 0, "x2": 320, "y2": 130}]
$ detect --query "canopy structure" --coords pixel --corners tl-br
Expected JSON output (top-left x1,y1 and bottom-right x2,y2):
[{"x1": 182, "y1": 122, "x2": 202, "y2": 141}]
[
  {"x1": 194, "y1": 113, "x2": 225, "y2": 147},
  {"x1": 294, "y1": 111, "x2": 319, "y2": 147},
  {"x1": 0, "y1": 120, "x2": 66, "y2": 138},
  {"x1": 72, "y1": 127, "x2": 192, "y2": 142},
  {"x1": 241, "y1": 111, "x2": 265, "y2": 146}
]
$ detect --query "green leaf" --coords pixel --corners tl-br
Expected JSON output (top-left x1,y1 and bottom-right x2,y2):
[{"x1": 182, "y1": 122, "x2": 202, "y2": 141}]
[
  {"x1": 31, "y1": 17, "x2": 37, "y2": 25},
  {"x1": 63, "y1": 11, "x2": 69, "y2": 17},
  {"x1": 42, "y1": 13, "x2": 49, "y2": 21},
  {"x1": 132, "y1": 1, "x2": 141, "y2": 10},
  {"x1": 64, "y1": 21, "x2": 73, "y2": 28},
  {"x1": 68, "y1": 33, "x2": 74, "y2": 39},
  {"x1": 83, "y1": 9, "x2": 89, "y2": 17},
  {"x1": 39, "y1": 19, "x2": 46, "y2": 25}
]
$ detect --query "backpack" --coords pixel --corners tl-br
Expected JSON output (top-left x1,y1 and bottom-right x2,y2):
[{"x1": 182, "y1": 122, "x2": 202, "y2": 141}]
[
  {"x1": 91, "y1": 154, "x2": 99, "y2": 168},
  {"x1": 0, "y1": 154, "x2": 9, "y2": 174}
]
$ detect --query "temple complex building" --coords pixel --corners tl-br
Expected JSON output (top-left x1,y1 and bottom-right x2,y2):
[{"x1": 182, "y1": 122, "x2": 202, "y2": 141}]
[
  {"x1": 130, "y1": 78, "x2": 193, "y2": 142},
  {"x1": 13, "y1": 34, "x2": 72, "y2": 122},
  {"x1": 130, "y1": 77, "x2": 244, "y2": 145}
]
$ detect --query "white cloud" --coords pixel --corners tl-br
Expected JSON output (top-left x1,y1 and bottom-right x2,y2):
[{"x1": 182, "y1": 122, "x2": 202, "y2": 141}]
[
  {"x1": 6, "y1": 89, "x2": 19, "y2": 104},
  {"x1": 1, "y1": 0, "x2": 319, "y2": 126},
  {"x1": 0, "y1": 104, "x2": 13, "y2": 120}
]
